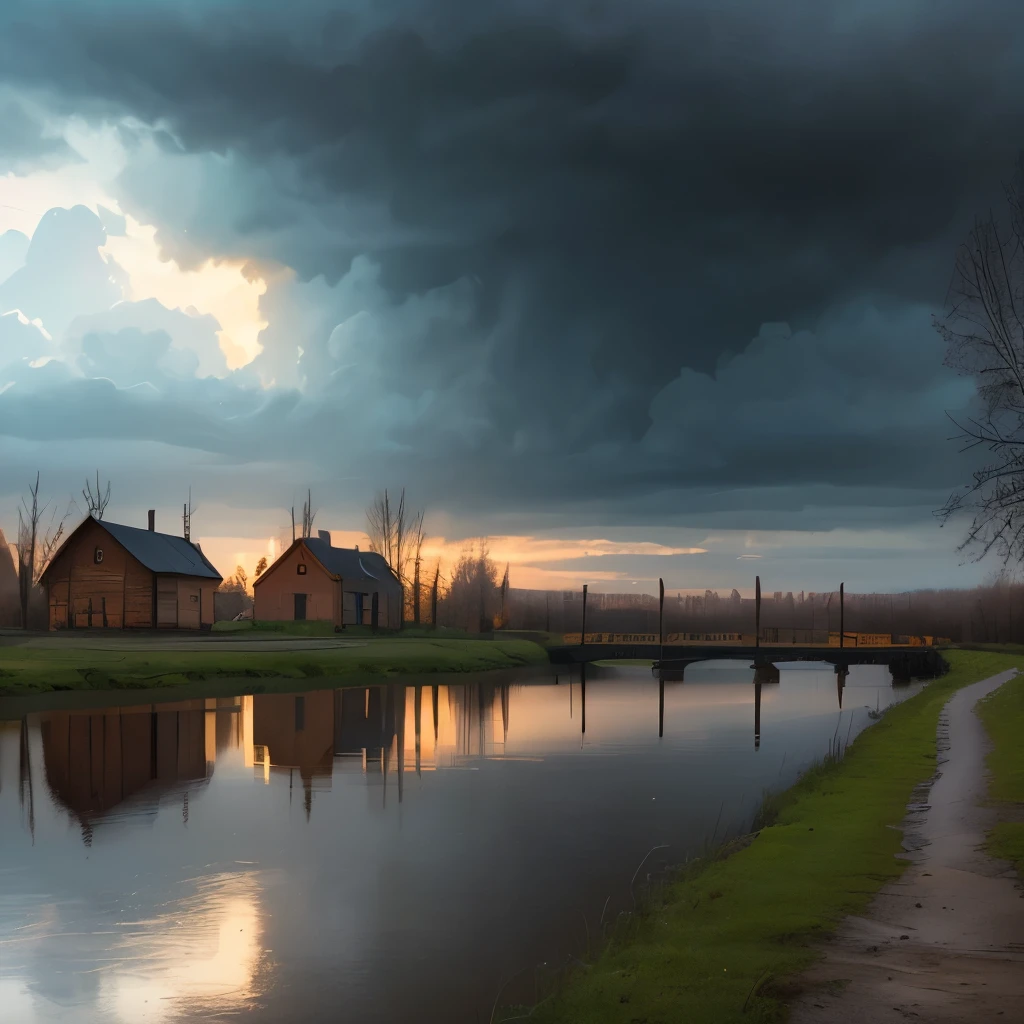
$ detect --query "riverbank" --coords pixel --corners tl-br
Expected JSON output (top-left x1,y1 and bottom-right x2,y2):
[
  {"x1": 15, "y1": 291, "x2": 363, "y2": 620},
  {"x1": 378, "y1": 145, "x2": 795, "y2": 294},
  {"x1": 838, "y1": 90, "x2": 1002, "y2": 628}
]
[
  {"x1": 0, "y1": 634, "x2": 549, "y2": 696},
  {"x1": 787, "y1": 666, "x2": 1024, "y2": 1022},
  {"x1": 977, "y1": 670, "x2": 1024, "y2": 875},
  {"x1": 518, "y1": 650, "x2": 1022, "y2": 1024}
]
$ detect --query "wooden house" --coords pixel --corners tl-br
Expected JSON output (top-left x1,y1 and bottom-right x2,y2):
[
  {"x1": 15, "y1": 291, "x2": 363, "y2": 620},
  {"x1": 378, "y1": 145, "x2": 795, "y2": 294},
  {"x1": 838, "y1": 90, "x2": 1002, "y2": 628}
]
[
  {"x1": 41, "y1": 511, "x2": 223, "y2": 630},
  {"x1": 253, "y1": 531, "x2": 403, "y2": 629}
]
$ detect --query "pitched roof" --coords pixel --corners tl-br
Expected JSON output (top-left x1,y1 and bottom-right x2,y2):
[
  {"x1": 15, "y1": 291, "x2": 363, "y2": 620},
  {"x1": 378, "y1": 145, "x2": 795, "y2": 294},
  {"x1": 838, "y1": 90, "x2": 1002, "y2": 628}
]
[
  {"x1": 302, "y1": 538, "x2": 400, "y2": 586},
  {"x1": 98, "y1": 522, "x2": 223, "y2": 579}
]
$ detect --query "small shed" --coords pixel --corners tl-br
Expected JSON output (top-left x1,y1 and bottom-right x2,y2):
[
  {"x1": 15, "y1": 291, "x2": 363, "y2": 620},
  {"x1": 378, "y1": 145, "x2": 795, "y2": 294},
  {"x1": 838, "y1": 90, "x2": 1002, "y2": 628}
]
[
  {"x1": 253, "y1": 532, "x2": 403, "y2": 629},
  {"x1": 41, "y1": 512, "x2": 223, "y2": 630}
]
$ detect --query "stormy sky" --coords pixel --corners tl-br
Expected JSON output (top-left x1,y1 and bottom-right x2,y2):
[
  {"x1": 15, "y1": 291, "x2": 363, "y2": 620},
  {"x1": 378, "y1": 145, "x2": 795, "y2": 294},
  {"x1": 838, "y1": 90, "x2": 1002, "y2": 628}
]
[{"x1": 0, "y1": 0, "x2": 1018, "y2": 592}]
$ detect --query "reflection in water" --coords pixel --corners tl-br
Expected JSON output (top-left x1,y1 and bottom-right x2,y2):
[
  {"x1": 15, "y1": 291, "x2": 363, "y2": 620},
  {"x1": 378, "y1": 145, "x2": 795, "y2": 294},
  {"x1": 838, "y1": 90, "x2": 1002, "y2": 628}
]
[{"x1": 0, "y1": 662, "x2": 925, "y2": 1024}]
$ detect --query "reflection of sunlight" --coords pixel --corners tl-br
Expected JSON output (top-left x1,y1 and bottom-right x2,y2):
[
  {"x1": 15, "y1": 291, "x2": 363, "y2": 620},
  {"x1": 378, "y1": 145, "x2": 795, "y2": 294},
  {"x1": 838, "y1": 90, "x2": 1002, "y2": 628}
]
[{"x1": 105, "y1": 878, "x2": 265, "y2": 1023}]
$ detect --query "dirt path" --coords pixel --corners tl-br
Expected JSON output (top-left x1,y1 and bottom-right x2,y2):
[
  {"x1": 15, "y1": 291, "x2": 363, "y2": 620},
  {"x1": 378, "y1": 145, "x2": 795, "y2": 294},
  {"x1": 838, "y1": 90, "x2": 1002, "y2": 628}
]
[{"x1": 789, "y1": 669, "x2": 1024, "y2": 1024}]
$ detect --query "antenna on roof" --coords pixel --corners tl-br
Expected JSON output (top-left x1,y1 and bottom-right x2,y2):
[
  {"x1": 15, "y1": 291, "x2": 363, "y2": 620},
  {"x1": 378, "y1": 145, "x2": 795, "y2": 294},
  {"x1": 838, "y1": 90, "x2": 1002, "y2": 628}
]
[{"x1": 183, "y1": 488, "x2": 196, "y2": 542}]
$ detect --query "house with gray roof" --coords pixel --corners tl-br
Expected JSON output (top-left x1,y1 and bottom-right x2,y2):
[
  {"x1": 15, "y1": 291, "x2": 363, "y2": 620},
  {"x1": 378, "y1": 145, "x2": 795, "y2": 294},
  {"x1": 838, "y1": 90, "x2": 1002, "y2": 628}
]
[
  {"x1": 41, "y1": 510, "x2": 223, "y2": 629},
  {"x1": 252, "y1": 530, "x2": 403, "y2": 629}
]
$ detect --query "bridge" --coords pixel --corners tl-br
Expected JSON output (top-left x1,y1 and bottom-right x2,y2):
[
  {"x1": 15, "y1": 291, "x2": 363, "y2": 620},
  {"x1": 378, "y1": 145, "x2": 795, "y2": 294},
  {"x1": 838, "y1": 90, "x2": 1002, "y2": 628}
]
[{"x1": 547, "y1": 638, "x2": 948, "y2": 681}]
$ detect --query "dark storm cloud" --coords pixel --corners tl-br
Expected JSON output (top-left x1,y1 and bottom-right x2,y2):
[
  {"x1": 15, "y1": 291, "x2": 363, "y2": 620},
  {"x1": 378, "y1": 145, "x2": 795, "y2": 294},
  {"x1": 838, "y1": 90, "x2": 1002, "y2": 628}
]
[
  {"x1": 0, "y1": 0, "x2": 1018, "y2": 534},
  {"x1": 0, "y1": 91, "x2": 80, "y2": 170}
]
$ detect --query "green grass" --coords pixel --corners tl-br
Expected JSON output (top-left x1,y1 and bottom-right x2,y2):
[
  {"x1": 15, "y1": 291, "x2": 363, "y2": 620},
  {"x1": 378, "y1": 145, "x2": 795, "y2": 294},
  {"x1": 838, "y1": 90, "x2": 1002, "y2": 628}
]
[
  {"x1": 212, "y1": 618, "x2": 485, "y2": 640},
  {"x1": 976, "y1": 670, "x2": 1024, "y2": 876},
  {"x1": 0, "y1": 637, "x2": 549, "y2": 696},
  {"x1": 512, "y1": 650, "x2": 1022, "y2": 1024}
]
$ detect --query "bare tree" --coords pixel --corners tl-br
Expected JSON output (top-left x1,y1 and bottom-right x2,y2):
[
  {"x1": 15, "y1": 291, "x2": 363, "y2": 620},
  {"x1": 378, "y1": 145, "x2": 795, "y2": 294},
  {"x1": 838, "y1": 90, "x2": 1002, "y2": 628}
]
[
  {"x1": 430, "y1": 561, "x2": 441, "y2": 630},
  {"x1": 936, "y1": 154, "x2": 1024, "y2": 563},
  {"x1": 17, "y1": 473, "x2": 71, "y2": 628},
  {"x1": 301, "y1": 489, "x2": 316, "y2": 539},
  {"x1": 82, "y1": 471, "x2": 111, "y2": 520},
  {"x1": 410, "y1": 510, "x2": 426, "y2": 624}
]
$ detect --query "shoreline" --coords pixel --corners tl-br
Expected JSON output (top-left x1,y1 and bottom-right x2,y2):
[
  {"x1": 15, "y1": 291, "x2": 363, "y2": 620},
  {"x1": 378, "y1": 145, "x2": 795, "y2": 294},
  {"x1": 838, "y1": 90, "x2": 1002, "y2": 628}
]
[
  {"x1": 0, "y1": 635, "x2": 550, "y2": 702},
  {"x1": 788, "y1": 668, "x2": 1024, "y2": 1022},
  {"x1": 518, "y1": 650, "x2": 1023, "y2": 1024},
  {"x1": 0, "y1": 661, "x2": 555, "y2": 719}
]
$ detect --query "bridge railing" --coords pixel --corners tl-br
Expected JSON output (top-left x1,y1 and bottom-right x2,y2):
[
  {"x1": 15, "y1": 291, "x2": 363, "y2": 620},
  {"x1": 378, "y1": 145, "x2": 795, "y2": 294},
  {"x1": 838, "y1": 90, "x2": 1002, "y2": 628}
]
[{"x1": 559, "y1": 630, "x2": 951, "y2": 647}]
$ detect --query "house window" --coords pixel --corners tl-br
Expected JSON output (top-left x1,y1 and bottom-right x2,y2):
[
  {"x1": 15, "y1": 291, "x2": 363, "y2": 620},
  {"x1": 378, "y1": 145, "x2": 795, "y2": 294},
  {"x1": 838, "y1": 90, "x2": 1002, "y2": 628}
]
[
  {"x1": 94, "y1": 547, "x2": 104, "y2": 564},
  {"x1": 297, "y1": 563, "x2": 307, "y2": 575}
]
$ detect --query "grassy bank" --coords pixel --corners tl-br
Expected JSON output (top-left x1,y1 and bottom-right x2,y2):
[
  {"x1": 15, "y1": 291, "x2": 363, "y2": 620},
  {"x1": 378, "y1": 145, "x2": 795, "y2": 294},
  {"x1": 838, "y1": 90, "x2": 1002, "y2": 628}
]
[
  {"x1": 515, "y1": 650, "x2": 1021, "y2": 1024},
  {"x1": 211, "y1": 619, "x2": 486, "y2": 640},
  {"x1": 0, "y1": 637, "x2": 549, "y2": 696},
  {"x1": 977, "y1": 670, "x2": 1024, "y2": 876}
]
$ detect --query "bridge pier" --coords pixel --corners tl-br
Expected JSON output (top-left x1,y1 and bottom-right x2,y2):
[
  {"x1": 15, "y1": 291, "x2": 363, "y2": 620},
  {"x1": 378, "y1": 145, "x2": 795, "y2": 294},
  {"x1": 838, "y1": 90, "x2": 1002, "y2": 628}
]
[
  {"x1": 752, "y1": 662, "x2": 780, "y2": 685},
  {"x1": 835, "y1": 663, "x2": 848, "y2": 709}
]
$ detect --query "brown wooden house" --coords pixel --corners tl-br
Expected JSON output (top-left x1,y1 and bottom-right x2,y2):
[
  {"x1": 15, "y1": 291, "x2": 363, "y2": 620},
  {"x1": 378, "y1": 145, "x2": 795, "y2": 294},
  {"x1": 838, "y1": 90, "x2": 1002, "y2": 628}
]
[
  {"x1": 41, "y1": 511, "x2": 223, "y2": 630},
  {"x1": 252, "y1": 531, "x2": 403, "y2": 629}
]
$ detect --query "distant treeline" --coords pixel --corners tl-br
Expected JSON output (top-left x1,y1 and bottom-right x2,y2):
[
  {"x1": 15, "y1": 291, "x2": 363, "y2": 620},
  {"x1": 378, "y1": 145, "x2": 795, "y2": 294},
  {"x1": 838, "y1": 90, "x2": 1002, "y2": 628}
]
[{"x1": 501, "y1": 581, "x2": 1024, "y2": 644}]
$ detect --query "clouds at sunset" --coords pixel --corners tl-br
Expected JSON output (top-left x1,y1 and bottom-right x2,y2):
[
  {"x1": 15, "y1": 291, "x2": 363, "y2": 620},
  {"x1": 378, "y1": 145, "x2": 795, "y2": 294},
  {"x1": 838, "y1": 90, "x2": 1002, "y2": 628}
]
[{"x1": 0, "y1": 0, "x2": 1019, "y2": 590}]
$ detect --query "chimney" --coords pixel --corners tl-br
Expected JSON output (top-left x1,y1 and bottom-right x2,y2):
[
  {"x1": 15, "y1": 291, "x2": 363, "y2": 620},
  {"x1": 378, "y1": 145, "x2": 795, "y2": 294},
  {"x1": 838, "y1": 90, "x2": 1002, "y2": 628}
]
[
  {"x1": 354, "y1": 544, "x2": 359, "y2": 551},
  {"x1": 148, "y1": 509, "x2": 155, "y2": 532},
  {"x1": 318, "y1": 529, "x2": 331, "y2": 545}
]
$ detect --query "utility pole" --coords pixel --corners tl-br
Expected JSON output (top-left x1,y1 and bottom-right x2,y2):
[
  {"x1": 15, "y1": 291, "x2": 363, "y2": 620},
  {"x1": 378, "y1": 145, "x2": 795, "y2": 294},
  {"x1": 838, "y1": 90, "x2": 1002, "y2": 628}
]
[
  {"x1": 658, "y1": 577, "x2": 665, "y2": 664},
  {"x1": 580, "y1": 584, "x2": 588, "y2": 646},
  {"x1": 839, "y1": 582, "x2": 845, "y2": 649},
  {"x1": 754, "y1": 575, "x2": 761, "y2": 649}
]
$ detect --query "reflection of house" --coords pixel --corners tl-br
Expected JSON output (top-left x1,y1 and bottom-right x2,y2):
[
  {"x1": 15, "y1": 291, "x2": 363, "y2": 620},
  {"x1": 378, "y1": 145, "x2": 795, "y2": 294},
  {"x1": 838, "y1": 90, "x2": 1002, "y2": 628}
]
[
  {"x1": 37, "y1": 703, "x2": 215, "y2": 839},
  {"x1": 251, "y1": 692, "x2": 335, "y2": 780},
  {"x1": 252, "y1": 532, "x2": 402, "y2": 628},
  {"x1": 41, "y1": 512, "x2": 223, "y2": 629}
]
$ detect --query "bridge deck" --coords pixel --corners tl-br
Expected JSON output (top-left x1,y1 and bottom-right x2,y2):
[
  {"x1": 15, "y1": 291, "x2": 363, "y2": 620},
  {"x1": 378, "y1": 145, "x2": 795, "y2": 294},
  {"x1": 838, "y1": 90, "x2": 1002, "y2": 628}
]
[{"x1": 547, "y1": 643, "x2": 946, "y2": 674}]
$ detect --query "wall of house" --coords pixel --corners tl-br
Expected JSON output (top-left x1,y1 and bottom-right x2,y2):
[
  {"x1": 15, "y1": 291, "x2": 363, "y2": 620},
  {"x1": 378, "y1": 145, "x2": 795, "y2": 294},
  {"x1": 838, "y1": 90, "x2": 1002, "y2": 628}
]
[
  {"x1": 45, "y1": 518, "x2": 153, "y2": 629},
  {"x1": 253, "y1": 543, "x2": 341, "y2": 626},
  {"x1": 342, "y1": 585, "x2": 401, "y2": 629},
  {"x1": 45, "y1": 519, "x2": 217, "y2": 630}
]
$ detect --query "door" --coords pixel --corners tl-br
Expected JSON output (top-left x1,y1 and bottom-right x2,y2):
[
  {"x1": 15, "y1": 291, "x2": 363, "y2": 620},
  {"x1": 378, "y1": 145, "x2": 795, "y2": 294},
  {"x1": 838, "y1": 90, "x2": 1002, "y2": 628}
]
[
  {"x1": 354, "y1": 593, "x2": 364, "y2": 625},
  {"x1": 294, "y1": 593, "x2": 307, "y2": 620},
  {"x1": 156, "y1": 577, "x2": 178, "y2": 627}
]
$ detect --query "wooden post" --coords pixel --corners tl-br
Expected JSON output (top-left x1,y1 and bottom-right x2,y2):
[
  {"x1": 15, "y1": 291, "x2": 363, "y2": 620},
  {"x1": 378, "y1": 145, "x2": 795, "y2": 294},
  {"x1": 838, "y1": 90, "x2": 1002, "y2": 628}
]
[
  {"x1": 755, "y1": 576, "x2": 761, "y2": 649},
  {"x1": 840, "y1": 582, "x2": 844, "y2": 649},
  {"x1": 580, "y1": 662, "x2": 587, "y2": 736},
  {"x1": 754, "y1": 681, "x2": 762, "y2": 750},
  {"x1": 658, "y1": 577, "x2": 665, "y2": 664},
  {"x1": 658, "y1": 672, "x2": 665, "y2": 739},
  {"x1": 580, "y1": 584, "x2": 588, "y2": 646}
]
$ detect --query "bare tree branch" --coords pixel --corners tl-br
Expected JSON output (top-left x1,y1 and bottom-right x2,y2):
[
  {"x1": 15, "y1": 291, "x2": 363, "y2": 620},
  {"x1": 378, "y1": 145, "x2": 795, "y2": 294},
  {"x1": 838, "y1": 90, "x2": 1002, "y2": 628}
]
[
  {"x1": 82, "y1": 470, "x2": 111, "y2": 521},
  {"x1": 937, "y1": 153, "x2": 1024, "y2": 565},
  {"x1": 16, "y1": 473, "x2": 72, "y2": 627}
]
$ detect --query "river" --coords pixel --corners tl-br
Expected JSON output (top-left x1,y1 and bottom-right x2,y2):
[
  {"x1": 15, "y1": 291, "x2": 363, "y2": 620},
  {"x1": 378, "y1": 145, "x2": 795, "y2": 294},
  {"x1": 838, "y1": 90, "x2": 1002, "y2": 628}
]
[{"x1": 0, "y1": 661, "x2": 926, "y2": 1023}]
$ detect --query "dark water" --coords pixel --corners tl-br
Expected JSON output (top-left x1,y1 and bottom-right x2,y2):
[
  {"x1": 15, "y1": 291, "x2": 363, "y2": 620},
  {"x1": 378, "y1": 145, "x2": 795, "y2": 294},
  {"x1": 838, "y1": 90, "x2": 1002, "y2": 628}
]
[{"x1": 0, "y1": 661, "x2": 925, "y2": 1023}]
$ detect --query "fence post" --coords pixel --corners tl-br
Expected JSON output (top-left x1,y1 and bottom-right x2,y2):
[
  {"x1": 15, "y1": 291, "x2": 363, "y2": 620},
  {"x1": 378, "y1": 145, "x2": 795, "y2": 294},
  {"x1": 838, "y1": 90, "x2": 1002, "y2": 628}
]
[
  {"x1": 755, "y1": 576, "x2": 761, "y2": 649},
  {"x1": 840, "y1": 582, "x2": 844, "y2": 649},
  {"x1": 659, "y1": 577, "x2": 665, "y2": 664}
]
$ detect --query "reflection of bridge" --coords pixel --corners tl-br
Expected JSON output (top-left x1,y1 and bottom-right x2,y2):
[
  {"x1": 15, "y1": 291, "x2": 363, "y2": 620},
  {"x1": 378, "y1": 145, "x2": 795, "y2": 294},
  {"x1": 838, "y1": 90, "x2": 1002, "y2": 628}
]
[{"x1": 548, "y1": 642, "x2": 948, "y2": 680}]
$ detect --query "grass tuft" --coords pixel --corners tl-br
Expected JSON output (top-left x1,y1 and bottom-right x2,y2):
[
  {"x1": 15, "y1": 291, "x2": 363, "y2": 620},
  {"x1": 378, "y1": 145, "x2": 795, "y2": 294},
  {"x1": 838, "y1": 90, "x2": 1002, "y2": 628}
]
[{"x1": 976, "y1": 670, "x2": 1024, "y2": 876}]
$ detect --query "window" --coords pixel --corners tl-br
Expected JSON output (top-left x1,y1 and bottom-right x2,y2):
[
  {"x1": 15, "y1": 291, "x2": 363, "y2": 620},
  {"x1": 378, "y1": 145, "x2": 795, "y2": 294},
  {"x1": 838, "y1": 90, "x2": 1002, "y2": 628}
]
[
  {"x1": 297, "y1": 563, "x2": 307, "y2": 575},
  {"x1": 94, "y1": 547, "x2": 104, "y2": 564}
]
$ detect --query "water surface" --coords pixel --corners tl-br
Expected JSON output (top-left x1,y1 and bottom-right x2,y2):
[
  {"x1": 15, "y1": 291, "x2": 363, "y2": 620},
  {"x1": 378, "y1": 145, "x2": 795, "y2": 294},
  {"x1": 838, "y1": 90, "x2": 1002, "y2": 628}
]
[{"x1": 0, "y1": 661, "x2": 924, "y2": 1023}]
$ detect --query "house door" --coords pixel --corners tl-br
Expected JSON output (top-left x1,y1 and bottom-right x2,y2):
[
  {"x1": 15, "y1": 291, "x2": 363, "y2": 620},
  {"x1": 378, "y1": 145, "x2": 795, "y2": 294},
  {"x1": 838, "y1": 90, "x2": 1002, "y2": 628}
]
[
  {"x1": 354, "y1": 592, "x2": 364, "y2": 625},
  {"x1": 294, "y1": 593, "x2": 307, "y2": 620}
]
